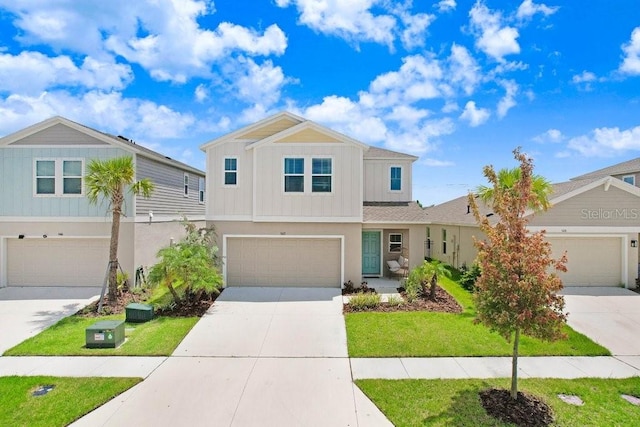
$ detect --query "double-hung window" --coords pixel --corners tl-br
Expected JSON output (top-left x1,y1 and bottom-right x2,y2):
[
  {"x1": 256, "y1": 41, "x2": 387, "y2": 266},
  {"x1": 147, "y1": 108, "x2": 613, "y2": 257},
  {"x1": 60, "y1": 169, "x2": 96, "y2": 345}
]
[
  {"x1": 198, "y1": 177, "x2": 205, "y2": 203},
  {"x1": 284, "y1": 158, "x2": 304, "y2": 192},
  {"x1": 224, "y1": 158, "x2": 237, "y2": 186},
  {"x1": 390, "y1": 166, "x2": 402, "y2": 191},
  {"x1": 312, "y1": 158, "x2": 332, "y2": 193},
  {"x1": 35, "y1": 159, "x2": 83, "y2": 196},
  {"x1": 389, "y1": 233, "x2": 403, "y2": 252}
]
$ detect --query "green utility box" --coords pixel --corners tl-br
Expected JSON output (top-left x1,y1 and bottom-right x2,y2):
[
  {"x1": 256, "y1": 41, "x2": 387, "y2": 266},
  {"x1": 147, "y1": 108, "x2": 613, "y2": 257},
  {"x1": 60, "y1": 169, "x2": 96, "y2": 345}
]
[
  {"x1": 86, "y1": 320, "x2": 125, "y2": 349},
  {"x1": 125, "y1": 303, "x2": 154, "y2": 323}
]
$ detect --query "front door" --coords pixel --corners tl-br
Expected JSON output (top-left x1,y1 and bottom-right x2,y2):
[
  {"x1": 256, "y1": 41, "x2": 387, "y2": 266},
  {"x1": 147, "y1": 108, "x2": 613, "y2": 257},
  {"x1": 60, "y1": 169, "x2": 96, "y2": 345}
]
[{"x1": 362, "y1": 231, "x2": 381, "y2": 276}]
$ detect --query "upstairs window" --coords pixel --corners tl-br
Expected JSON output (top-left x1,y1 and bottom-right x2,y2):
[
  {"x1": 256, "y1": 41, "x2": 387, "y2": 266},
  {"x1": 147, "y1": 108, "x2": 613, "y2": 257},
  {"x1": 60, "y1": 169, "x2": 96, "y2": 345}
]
[
  {"x1": 224, "y1": 158, "x2": 237, "y2": 186},
  {"x1": 389, "y1": 233, "x2": 403, "y2": 252},
  {"x1": 623, "y1": 175, "x2": 635, "y2": 186},
  {"x1": 390, "y1": 166, "x2": 402, "y2": 191},
  {"x1": 312, "y1": 158, "x2": 332, "y2": 193},
  {"x1": 183, "y1": 173, "x2": 189, "y2": 197},
  {"x1": 198, "y1": 177, "x2": 205, "y2": 203},
  {"x1": 35, "y1": 159, "x2": 83, "y2": 196},
  {"x1": 284, "y1": 158, "x2": 304, "y2": 192}
]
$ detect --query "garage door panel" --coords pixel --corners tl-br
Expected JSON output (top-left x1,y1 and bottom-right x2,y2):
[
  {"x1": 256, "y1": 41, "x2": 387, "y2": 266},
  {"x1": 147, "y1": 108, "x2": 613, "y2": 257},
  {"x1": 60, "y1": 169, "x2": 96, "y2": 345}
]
[
  {"x1": 548, "y1": 237, "x2": 621, "y2": 287},
  {"x1": 227, "y1": 237, "x2": 341, "y2": 287},
  {"x1": 8, "y1": 238, "x2": 110, "y2": 287}
]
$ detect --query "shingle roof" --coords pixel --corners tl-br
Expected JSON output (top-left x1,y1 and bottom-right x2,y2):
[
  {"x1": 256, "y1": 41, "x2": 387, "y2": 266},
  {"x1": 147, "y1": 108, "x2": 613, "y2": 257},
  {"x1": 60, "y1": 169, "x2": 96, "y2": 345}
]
[
  {"x1": 364, "y1": 146, "x2": 418, "y2": 160},
  {"x1": 571, "y1": 157, "x2": 640, "y2": 180},
  {"x1": 363, "y1": 201, "x2": 429, "y2": 223}
]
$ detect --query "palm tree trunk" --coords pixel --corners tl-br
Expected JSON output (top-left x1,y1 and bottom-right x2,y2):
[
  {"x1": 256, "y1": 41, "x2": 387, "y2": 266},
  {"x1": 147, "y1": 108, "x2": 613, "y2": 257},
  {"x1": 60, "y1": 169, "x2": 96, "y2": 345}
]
[
  {"x1": 511, "y1": 328, "x2": 520, "y2": 400},
  {"x1": 108, "y1": 190, "x2": 123, "y2": 303},
  {"x1": 429, "y1": 274, "x2": 437, "y2": 301}
]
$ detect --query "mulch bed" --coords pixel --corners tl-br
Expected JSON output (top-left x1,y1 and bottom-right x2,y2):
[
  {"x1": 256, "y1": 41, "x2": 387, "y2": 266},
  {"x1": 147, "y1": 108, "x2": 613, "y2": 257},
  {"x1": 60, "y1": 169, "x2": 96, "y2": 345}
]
[
  {"x1": 480, "y1": 388, "x2": 554, "y2": 427},
  {"x1": 342, "y1": 286, "x2": 463, "y2": 313}
]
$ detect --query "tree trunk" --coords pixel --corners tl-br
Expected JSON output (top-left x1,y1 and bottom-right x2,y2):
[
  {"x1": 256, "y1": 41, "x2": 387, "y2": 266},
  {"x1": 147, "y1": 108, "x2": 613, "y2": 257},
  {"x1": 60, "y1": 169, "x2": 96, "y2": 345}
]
[
  {"x1": 108, "y1": 189, "x2": 123, "y2": 304},
  {"x1": 511, "y1": 328, "x2": 520, "y2": 400},
  {"x1": 167, "y1": 282, "x2": 181, "y2": 305},
  {"x1": 429, "y1": 274, "x2": 437, "y2": 301}
]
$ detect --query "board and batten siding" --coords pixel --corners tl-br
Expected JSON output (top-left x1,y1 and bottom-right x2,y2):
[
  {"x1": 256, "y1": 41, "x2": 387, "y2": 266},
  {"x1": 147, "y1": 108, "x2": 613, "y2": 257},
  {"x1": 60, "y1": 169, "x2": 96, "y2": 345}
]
[
  {"x1": 206, "y1": 140, "x2": 254, "y2": 218},
  {"x1": 135, "y1": 156, "x2": 205, "y2": 218},
  {"x1": 528, "y1": 185, "x2": 640, "y2": 227},
  {"x1": 253, "y1": 144, "x2": 363, "y2": 220},
  {"x1": 0, "y1": 146, "x2": 131, "y2": 217},
  {"x1": 363, "y1": 159, "x2": 413, "y2": 202}
]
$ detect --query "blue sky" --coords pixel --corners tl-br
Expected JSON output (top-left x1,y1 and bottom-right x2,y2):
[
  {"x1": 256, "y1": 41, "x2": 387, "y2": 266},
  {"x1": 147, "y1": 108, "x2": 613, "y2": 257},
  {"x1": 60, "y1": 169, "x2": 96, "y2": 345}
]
[{"x1": 1, "y1": 0, "x2": 639, "y2": 205}]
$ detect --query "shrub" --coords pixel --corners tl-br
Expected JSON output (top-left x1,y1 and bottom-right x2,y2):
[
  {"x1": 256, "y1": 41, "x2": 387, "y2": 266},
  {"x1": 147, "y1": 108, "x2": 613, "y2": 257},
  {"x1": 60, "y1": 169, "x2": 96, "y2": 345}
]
[
  {"x1": 460, "y1": 263, "x2": 482, "y2": 292},
  {"x1": 349, "y1": 293, "x2": 381, "y2": 310},
  {"x1": 386, "y1": 295, "x2": 404, "y2": 307}
]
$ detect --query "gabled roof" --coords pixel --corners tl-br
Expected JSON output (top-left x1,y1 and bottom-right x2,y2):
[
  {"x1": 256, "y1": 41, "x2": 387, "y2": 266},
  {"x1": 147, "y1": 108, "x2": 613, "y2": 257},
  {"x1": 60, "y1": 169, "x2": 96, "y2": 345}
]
[
  {"x1": 0, "y1": 116, "x2": 204, "y2": 175},
  {"x1": 245, "y1": 120, "x2": 369, "y2": 150},
  {"x1": 571, "y1": 157, "x2": 640, "y2": 180},
  {"x1": 364, "y1": 146, "x2": 418, "y2": 161},
  {"x1": 363, "y1": 201, "x2": 429, "y2": 223},
  {"x1": 425, "y1": 176, "x2": 640, "y2": 226}
]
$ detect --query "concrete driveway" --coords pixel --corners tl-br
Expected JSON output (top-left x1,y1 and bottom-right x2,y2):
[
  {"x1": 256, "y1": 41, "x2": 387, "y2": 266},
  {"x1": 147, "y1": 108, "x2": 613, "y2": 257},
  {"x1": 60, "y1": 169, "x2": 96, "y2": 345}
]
[
  {"x1": 73, "y1": 287, "x2": 391, "y2": 427},
  {"x1": 562, "y1": 287, "x2": 640, "y2": 356},
  {"x1": 0, "y1": 287, "x2": 100, "y2": 354}
]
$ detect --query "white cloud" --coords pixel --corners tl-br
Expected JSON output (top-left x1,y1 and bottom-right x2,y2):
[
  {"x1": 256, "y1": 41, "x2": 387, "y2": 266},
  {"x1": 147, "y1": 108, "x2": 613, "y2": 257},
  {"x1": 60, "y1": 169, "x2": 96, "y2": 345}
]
[
  {"x1": 228, "y1": 58, "x2": 288, "y2": 107},
  {"x1": 386, "y1": 105, "x2": 430, "y2": 126},
  {"x1": 567, "y1": 125, "x2": 640, "y2": 157},
  {"x1": 447, "y1": 44, "x2": 481, "y2": 95},
  {"x1": 436, "y1": 0, "x2": 456, "y2": 13},
  {"x1": 572, "y1": 70, "x2": 596, "y2": 84},
  {"x1": 442, "y1": 101, "x2": 459, "y2": 113},
  {"x1": 469, "y1": 1, "x2": 520, "y2": 62},
  {"x1": 533, "y1": 128, "x2": 564, "y2": 143},
  {"x1": 516, "y1": 0, "x2": 559, "y2": 20},
  {"x1": 0, "y1": 51, "x2": 132, "y2": 94},
  {"x1": 276, "y1": 0, "x2": 396, "y2": 48},
  {"x1": 384, "y1": 118, "x2": 455, "y2": 154},
  {"x1": 194, "y1": 84, "x2": 209, "y2": 102},
  {"x1": 459, "y1": 100, "x2": 490, "y2": 127},
  {"x1": 496, "y1": 79, "x2": 518, "y2": 118},
  {"x1": 423, "y1": 158, "x2": 455, "y2": 166},
  {"x1": 400, "y1": 12, "x2": 435, "y2": 50},
  {"x1": 620, "y1": 27, "x2": 640, "y2": 75}
]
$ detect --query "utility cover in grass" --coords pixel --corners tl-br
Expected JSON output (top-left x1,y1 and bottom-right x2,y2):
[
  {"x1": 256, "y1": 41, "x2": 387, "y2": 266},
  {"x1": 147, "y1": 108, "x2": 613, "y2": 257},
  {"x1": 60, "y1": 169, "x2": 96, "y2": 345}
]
[
  {"x1": 621, "y1": 394, "x2": 640, "y2": 406},
  {"x1": 32, "y1": 385, "x2": 55, "y2": 396},
  {"x1": 557, "y1": 394, "x2": 584, "y2": 406}
]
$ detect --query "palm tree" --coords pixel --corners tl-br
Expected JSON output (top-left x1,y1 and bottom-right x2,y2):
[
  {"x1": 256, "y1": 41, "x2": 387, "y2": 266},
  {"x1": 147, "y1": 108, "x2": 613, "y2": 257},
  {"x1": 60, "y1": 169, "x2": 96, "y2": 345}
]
[
  {"x1": 476, "y1": 167, "x2": 552, "y2": 212},
  {"x1": 425, "y1": 259, "x2": 451, "y2": 301},
  {"x1": 86, "y1": 156, "x2": 154, "y2": 303}
]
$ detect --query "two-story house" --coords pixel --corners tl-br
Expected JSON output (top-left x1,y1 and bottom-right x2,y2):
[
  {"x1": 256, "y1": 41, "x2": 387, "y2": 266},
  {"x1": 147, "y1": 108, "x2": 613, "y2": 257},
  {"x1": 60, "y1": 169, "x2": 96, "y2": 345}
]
[
  {"x1": 201, "y1": 112, "x2": 428, "y2": 288},
  {"x1": 0, "y1": 116, "x2": 205, "y2": 288},
  {"x1": 426, "y1": 158, "x2": 640, "y2": 289}
]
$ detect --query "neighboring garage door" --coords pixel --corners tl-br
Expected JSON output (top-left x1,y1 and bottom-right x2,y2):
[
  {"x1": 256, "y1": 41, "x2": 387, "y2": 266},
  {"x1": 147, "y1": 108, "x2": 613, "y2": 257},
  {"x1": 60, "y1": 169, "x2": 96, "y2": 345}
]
[
  {"x1": 7, "y1": 238, "x2": 110, "y2": 287},
  {"x1": 547, "y1": 236, "x2": 622, "y2": 286},
  {"x1": 226, "y1": 237, "x2": 341, "y2": 287}
]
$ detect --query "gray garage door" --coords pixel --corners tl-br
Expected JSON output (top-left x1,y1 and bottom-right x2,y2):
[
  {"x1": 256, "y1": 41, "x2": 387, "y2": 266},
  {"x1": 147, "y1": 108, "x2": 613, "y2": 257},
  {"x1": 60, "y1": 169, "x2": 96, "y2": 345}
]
[
  {"x1": 547, "y1": 236, "x2": 622, "y2": 286},
  {"x1": 226, "y1": 237, "x2": 341, "y2": 287},
  {"x1": 7, "y1": 238, "x2": 109, "y2": 287}
]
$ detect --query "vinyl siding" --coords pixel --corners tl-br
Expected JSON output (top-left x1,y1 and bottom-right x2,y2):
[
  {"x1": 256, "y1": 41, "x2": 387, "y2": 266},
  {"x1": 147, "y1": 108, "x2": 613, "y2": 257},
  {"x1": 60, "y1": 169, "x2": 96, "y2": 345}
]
[
  {"x1": 135, "y1": 156, "x2": 205, "y2": 217},
  {"x1": 206, "y1": 140, "x2": 254, "y2": 218},
  {"x1": 276, "y1": 128, "x2": 342, "y2": 143},
  {"x1": 254, "y1": 143, "x2": 362, "y2": 220},
  {"x1": 0, "y1": 146, "x2": 131, "y2": 217},
  {"x1": 364, "y1": 159, "x2": 413, "y2": 202},
  {"x1": 237, "y1": 117, "x2": 300, "y2": 139},
  {"x1": 10, "y1": 123, "x2": 110, "y2": 146}
]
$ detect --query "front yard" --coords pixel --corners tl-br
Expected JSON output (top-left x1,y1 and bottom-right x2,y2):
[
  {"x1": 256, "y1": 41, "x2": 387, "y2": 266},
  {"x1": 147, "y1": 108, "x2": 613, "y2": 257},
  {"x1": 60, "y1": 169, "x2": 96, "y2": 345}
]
[{"x1": 345, "y1": 276, "x2": 609, "y2": 357}]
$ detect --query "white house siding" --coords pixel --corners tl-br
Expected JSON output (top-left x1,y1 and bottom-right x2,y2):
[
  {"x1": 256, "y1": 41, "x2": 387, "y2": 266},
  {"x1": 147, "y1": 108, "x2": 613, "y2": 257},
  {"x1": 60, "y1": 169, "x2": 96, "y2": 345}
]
[
  {"x1": 135, "y1": 156, "x2": 205, "y2": 218},
  {"x1": 253, "y1": 144, "x2": 363, "y2": 220},
  {"x1": 206, "y1": 139, "x2": 254, "y2": 219},
  {"x1": 212, "y1": 221, "x2": 362, "y2": 286},
  {"x1": 363, "y1": 159, "x2": 413, "y2": 202}
]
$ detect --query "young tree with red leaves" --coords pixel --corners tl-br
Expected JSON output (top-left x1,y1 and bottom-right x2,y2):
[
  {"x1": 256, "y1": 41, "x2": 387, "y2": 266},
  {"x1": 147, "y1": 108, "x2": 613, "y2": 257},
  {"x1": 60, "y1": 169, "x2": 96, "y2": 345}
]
[{"x1": 469, "y1": 148, "x2": 567, "y2": 400}]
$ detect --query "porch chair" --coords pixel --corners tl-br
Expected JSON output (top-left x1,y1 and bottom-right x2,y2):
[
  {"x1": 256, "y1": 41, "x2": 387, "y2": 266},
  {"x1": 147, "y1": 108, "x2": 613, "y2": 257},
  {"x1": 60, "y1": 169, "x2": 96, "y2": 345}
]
[{"x1": 387, "y1": 249, "x2": 409, "y2": 280}]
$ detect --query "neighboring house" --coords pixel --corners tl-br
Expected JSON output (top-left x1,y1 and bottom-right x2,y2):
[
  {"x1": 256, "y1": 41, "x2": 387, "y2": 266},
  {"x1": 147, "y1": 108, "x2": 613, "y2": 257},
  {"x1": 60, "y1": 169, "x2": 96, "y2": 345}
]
[
  {"x1": 426, "y1": 167, "x2": 640, "y2": 288},
  {"x1": 0, "y1": 116, "x2": 205, "y2": 288},
  {"x1": 200, "y1": 111, "x2": 428, "y2": 288}
]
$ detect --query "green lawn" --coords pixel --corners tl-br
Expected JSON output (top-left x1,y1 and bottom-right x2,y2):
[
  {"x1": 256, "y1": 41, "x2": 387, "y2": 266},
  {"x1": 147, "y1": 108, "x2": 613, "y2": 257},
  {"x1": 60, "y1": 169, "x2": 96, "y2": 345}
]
[
  {"x1": 357, "y1": 377, "x2": 640, "y2": 426},
  {"x1": 0, "y1": 376, "x2": 140, "y2": 427},
  {"x1": 3, "y1": 315, "x2": 199, "y2": 356},
  {"x1": 346, "y1": 276, "x2": 610, "y2": 357}
]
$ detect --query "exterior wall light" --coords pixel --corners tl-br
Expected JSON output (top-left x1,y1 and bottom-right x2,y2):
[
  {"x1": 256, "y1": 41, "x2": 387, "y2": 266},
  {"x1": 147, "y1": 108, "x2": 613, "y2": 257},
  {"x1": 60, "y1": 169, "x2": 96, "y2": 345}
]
[{"x1": 631, "y1": 240, "x2": 637, "y2": 248}]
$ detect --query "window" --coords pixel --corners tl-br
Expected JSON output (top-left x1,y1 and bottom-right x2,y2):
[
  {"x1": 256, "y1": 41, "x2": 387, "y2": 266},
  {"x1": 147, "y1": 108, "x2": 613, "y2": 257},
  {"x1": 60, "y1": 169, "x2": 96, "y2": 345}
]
[
  {"x1": 389, "y1": 233, "x2": 403, "y2": 252},
  {"x1": 183, "y1": 173, "x2": 189, "y2": 197},
  {"x1": 623, "y1": 175, "x2": 635, "y2": 186},
  {"x1": 390, "y1": 166, "x2": 402, "y2": 191},
  {"x1": 312, "y1": 158, "x2": 332, "y2": 193},
  {"x1": 198, "y1": 177, "x2": 205, "y2": 203},
  {"x1": 284, "y1": 158, "x2": 304, "y2": 192},
  {"x1": 442, "y1": 229, "x2": 447, "y2": 254},
  {"x1": 224, "y1": 158, "x2": 237, "y2": 186},
  {"x1": 35, "y1": 159, "x2": 83, "y2": 196}
]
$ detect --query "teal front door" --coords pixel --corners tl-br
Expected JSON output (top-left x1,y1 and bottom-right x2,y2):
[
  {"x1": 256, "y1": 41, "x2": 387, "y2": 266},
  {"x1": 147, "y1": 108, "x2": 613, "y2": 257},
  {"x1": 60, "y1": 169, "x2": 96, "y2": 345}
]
[{"x1": 362, "y1": 231, "x2": 381, "y2": 276}]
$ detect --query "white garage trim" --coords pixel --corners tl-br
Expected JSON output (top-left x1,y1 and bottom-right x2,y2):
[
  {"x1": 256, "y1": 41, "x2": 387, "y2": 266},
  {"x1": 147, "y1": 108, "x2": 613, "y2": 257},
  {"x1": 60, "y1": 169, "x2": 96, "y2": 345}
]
[
  {"x1": 222, "y1": 234, "x2": 345, "y2": 287},
  {"x1": 546, "y1": 233, "x2": 628, "y2": 288}
]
